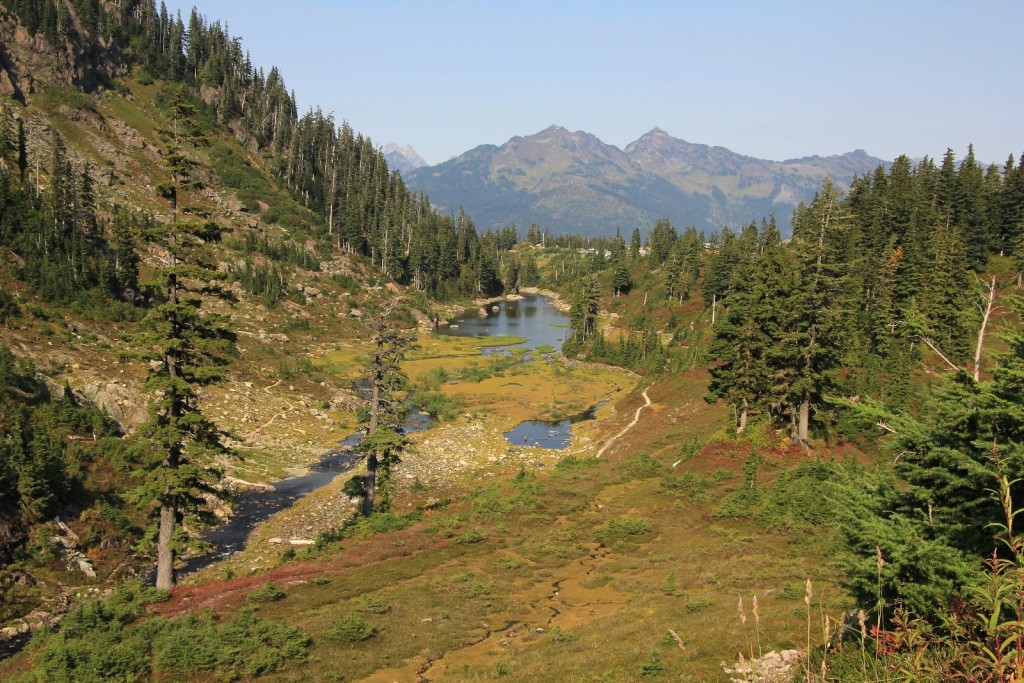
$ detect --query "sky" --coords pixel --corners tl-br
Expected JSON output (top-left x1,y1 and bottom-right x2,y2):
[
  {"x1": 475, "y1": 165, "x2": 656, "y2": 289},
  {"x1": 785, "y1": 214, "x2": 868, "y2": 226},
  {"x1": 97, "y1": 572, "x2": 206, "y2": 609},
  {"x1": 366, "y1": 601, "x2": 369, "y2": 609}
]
[{"x1": 167, "y1": 0, "x2": 1022, "y2": 167}]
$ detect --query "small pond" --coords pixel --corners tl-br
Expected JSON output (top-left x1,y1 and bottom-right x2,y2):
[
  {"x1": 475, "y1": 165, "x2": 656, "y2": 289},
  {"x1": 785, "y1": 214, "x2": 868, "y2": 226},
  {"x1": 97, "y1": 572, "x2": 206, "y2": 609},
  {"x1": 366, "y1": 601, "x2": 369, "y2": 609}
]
[
  {"x1": 503, "y1": 404, "x2": 599, "y2": 449},
  {"x1": 434, "y1": 294, "x2": 570, "y2": 352}
]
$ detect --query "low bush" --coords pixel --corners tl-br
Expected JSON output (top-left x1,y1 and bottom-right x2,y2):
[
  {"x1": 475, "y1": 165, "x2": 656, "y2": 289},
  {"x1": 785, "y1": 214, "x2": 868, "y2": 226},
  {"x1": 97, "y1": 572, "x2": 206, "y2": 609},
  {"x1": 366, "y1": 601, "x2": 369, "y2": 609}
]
[
  {"x1": 28, "y1": 583, "x2": 309, "y2": 681},
  {"x1": 356, "y1": 594, "x2": 391, "y2": 614},
  {"x1": 597, "y1": 516, "x2": 655, "y2": 544},
  {"x1": 326, "y1": 612, "x2": 375, "y2": 642},
  {"x1": 248, "y1": 581, "x2": 286, "y2": 603}
]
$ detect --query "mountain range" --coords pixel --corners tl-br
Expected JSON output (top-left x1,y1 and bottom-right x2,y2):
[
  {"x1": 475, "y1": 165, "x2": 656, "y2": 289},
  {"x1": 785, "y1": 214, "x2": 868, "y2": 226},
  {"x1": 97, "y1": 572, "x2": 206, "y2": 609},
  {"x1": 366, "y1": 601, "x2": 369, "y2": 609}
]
[{"x1": 405, "y1": 126, "x2": 887, "y2": 237}]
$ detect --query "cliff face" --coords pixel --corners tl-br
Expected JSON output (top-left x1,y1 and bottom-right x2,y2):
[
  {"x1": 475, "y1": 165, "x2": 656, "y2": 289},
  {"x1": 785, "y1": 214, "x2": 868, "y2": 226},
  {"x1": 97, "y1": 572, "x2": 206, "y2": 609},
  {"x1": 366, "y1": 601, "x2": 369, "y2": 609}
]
[{"x1": 0, "y1": 4, "x2": 126, "y2": 100}]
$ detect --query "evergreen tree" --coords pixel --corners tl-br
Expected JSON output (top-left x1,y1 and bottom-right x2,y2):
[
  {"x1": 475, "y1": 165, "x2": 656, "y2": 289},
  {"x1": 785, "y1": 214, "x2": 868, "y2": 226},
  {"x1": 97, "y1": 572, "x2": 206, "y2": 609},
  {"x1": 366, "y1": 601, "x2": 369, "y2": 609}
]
[
  {"x1": 701, "y1": 228, "x2": 740, "y2": 319},
  {"x1": 707, "y1": 225, "x2": 790, "y2": 431},
  {"x1": 565, "y1": 275, "x2": 600, "y2": 356},
  {"x1": 610, "y1": 260, "x2": 631, "y2": 297},
  {"x1": 838, "y1": 296, "x2": 1024, "y2": 616},
  {"x1": 775, "y1": 179, "x2": 849, "y2": 444},
  {"x1": 129, "y1": 85, "x2": 236, "y2": 589},
  {"x1": 648, "y1": 218, "x2": 676, "y2": 265},
  {"x1": 519, "y1": 252, "x2": 539, "y2": 288},
  {"x1": 359, "y1": 312, "x2": 414, "y2": 516}
]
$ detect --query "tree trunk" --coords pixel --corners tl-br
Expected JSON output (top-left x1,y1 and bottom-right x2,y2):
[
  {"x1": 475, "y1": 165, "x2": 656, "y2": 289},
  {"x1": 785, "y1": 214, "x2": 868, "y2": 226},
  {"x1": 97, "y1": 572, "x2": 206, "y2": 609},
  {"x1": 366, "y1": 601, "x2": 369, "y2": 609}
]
[
  {"x1": 797, "y1": 400, "x2": 810, "y2": 444},
  {"x1": 361, "y1": 453, "x2": 377, "y2": 517},
  {"x1": 737, "y1": 404, "x2": 748, "y2": 433},
  {"x1": 973, "y1": 275, "x2": 997, "y2": 381},
  {"x1": 362, "y1": 346, "x2": 383, "y2": 516},
  {"x1": 156, "y1": 502, "x2": 176, "y2": 589}
]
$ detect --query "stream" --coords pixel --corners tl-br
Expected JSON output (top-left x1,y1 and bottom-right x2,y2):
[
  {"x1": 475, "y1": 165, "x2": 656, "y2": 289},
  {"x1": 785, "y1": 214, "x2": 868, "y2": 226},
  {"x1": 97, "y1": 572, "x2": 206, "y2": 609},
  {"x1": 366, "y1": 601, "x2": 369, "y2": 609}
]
[
  {"x1": 180, "y1": 408, "x2": 430, "y2": 576},
  {"x1": 181, "y1": 295, "x2": 571, "y2": 576}
]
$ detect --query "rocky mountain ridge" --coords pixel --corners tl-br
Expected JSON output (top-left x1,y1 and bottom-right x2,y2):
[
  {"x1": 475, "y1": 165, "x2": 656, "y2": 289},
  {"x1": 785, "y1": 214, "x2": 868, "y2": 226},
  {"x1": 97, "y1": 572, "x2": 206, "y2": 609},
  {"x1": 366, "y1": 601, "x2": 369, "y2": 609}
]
[{"x1": 407, "y1": 125, "x2": 887, "y2": 236}]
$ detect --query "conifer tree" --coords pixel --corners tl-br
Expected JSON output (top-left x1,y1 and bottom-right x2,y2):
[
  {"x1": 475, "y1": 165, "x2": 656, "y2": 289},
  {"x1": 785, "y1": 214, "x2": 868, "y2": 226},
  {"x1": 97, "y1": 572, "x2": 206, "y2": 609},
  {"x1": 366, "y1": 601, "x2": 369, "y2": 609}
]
[
  {"x1": 609, "y1": 234, "x2": 630, "y2": 297},
  {"x1": 648, "y1": 218, "x2": 676, "y2": 265},
  {"x1": 707, "y1": 224, "x2": 790, "y2": 431},
  {"x1": 776, "y1": 178, "x2": 849, "y2": 444},
  {"x1": 565, "y1": 275, "x2": 600, "y2": 357},
  {"x1": 359, "y1": 312, "x2": 414, "y2": 516},
  {"x1": 838, "y1": 296, "x2": 1024, "y2": 615},
  {"x1": 129, "y1": 84, "x2": 235, "y2": 589}
]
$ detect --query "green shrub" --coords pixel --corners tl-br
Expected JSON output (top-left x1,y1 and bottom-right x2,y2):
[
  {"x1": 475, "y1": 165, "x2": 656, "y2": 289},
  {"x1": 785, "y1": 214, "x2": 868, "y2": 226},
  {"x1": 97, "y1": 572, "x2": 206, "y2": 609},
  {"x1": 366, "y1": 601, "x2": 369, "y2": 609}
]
[
  {"x1": 684, "y1": 594, "x2": 713, "y2": 613},
  {"x1": 639, "y1": 651, "x2": 663, "y2": 678},
  {"x1": 454, "y1": 529, "x2": 486, "y2": 544},
  {"x1": 497, "y1": 555, "x2": 524, "y2": 570},
  {"x1": 597, "y1": 516, "x2": 655, "y2": 543},
  {"x1": 555, "y1": 455, "x2": 602, "y2": 472},
  {"x1": 248, "y1": 581, "x2": 286, "y2": 603},
  {"x1": 0, "y1": 289, "x2": 19, "y2": 324},
  {"x1": 753, "y1": 459, "x2": 838, "y2": 531},
  {"x1": 624, "y1": 453, "x2": 662, "y2": 478},
  {"x1": 418, "y1": 367, "x2": 449, "y2": 391},
  {"x1": 550, "y1": 625, "x2": 573, "y2": 643},
  {"x1": 355, "y1": 510, "x2": 417, "y2": 536},
  {"x1": 326, "y1": 612, "x2": 376, "y2": 642},
  {"x1": 660, "y1": 472, "x2": 710, "y2": 502},
  {"x1": 30, "y1": 584, "x2": 309, "y2": 680},
  {"x1": 416, "y1": 389, "x2": 463, "y2": 421},
  {"x1": 357, "y1": 594, "x2": 391, "y2": 614}
]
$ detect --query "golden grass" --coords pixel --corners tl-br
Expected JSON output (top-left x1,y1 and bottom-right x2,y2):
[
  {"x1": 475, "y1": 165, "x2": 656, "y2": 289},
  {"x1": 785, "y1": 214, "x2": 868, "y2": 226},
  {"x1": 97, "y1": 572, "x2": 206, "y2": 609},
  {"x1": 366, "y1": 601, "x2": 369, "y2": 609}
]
[{"x1": 411, "y1": 333, "x2": 531, "y2": 360}]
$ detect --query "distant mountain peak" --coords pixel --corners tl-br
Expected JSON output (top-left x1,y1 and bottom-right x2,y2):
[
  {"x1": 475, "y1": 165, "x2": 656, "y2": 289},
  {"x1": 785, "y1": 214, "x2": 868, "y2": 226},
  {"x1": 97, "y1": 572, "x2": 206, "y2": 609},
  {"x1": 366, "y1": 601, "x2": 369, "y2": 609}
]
[
  {"x1": 382, "y1": 143, "x2": 428, "y2": 174},
  {"x1": 530, "y1": 125, "x2": 581, "y2": 141}
]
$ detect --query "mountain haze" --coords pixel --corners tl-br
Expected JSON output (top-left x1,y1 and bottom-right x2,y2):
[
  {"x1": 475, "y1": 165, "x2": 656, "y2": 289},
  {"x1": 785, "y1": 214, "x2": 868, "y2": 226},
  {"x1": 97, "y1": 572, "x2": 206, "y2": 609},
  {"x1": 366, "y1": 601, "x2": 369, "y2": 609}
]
[{"x1": 407, "y1": 126, "x2": 887, "y2": 236}]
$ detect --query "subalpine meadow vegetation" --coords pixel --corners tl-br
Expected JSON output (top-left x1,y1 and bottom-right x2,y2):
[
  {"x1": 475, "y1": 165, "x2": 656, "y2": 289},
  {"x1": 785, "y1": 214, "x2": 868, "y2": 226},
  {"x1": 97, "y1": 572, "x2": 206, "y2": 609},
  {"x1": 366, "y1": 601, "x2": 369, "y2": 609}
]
[{"x1": 0, "y1": 1, "x2": 1022, "y2": 681}]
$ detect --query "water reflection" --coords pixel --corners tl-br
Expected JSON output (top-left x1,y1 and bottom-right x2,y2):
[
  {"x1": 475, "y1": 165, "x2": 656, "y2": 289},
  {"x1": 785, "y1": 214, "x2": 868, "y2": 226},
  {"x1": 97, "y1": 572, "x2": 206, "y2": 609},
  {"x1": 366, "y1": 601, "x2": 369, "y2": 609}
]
[
  {"x1": 503, "y1": 405, "x2": 598, "y2": 450},
  {"x1": 435, "y1": 295, "x2": 570, "y2": 351},
  {"x1": 436, "y1": 296, "x2": 599, "y2": 450}
]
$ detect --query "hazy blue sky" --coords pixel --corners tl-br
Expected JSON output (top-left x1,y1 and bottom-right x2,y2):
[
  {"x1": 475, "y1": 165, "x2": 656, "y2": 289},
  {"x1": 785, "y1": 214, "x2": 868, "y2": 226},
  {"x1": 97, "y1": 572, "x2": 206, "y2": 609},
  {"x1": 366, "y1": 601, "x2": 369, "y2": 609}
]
[{"x1": 167, "y1": 1, "x2": 1021, "y2": 166}]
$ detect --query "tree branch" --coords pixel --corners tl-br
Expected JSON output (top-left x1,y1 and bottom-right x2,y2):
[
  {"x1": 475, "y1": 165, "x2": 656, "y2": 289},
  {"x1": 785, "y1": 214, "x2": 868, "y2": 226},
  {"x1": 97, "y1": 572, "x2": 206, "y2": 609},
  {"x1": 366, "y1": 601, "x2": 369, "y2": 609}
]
[
  {"x1": 973, "y1": 275, "x2": 997, "y2": 382},
  {"x1": 919, "y1": 336, "x2": 963, "y2": 375},
  {"x1": 876, "y1": 420, "x2": 897, "y2": 434}
]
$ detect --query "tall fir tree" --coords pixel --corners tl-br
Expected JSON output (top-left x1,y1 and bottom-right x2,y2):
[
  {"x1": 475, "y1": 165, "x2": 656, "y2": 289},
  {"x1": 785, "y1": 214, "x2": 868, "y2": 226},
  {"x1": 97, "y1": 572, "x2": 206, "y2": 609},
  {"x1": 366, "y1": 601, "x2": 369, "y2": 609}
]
[
  {"x1": 359, "y1": 312, "x2": 414, "y2": 516},
  {"x1": 128, "y1": 84, "x2": 236, "y2": 589},
  {"x1": 775, "y1": 178, "x2": 849, "y2": 444}
]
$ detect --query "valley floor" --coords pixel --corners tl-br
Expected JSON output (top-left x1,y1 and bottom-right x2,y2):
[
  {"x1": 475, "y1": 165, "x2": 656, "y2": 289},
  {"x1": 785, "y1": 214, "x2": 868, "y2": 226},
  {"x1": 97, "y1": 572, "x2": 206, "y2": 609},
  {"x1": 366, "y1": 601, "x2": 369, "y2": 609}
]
[{"x1": 168, "y1": 348, "x2": 846, "y2": 682}]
